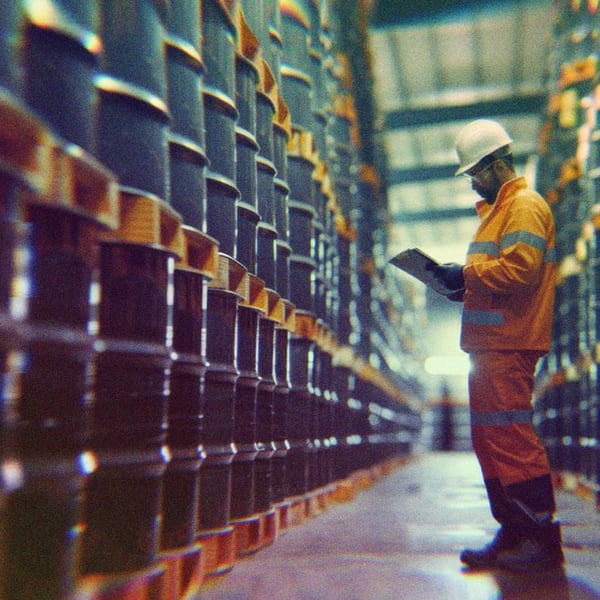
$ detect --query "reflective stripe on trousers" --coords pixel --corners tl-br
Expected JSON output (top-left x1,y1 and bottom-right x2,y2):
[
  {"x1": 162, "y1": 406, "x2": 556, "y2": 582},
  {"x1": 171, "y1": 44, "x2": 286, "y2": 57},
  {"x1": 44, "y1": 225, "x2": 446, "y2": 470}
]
[{"x1": 468, "y1": 350, "x2": 551, "y2": 486}]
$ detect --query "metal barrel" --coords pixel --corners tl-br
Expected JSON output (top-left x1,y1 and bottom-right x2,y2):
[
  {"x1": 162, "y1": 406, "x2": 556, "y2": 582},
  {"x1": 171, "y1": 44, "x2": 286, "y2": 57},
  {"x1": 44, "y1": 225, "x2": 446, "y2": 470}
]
[
  {"x1": 230, "y1": 276, "x2": 263, "y2": 555},
  {"x1": 165, "y1": 24, "x2": 208, "y2": 230},
  {"x1": 95, "y1": 75, "x2": 170, "y2": 204},
  {"x1": 96, "y1": 1, "x2": 169, "y2": 203},
  {"x1": 273, "y1": 95, "x2": 291, "y2": 300},
  {"x1": 160, "y1": 228, "x2": 218, "y2": 552},
  {"x1": 255, "y1": 59, "x2": 279, "y2": 288},
  {"x1": 2, "y1": 128, "x2": 118, "y2": 599},
  {"x1": 202, "y1": 0, "x2": 240, "y2": 258},
  {"x1": 82, "y1": 190, "x2": 178, "y2": 575},
  {"x1": 266, "y1": 0, "x2": 283, "y2": 88},
  {"x1": 199, "y1": 254, "x2": 247, "y2": 576},
  {"x1": 236, "y1": 129, "x2": 260, "y2": 272},
  {"x1": 99, "y1": 0, "x2": 167, "y2": 102},
  {"x1": 253, "y1": 290, "x2": 282, "y2": 547},
  {"x1": 272, "y1": 301, "x2": 294, "y2": 511},
  {"x1": 234, "y1": 17, "x2": 260, "y2": 273},
  {"x1": 0, "y1": 1, "x2": 24, "y2": 96},
  {"x1": 22, "y1": 1, "x2": 101, "y2": 153},
  {"x1": 286, "y1": 312, "x2": 316, "y2": 498}
]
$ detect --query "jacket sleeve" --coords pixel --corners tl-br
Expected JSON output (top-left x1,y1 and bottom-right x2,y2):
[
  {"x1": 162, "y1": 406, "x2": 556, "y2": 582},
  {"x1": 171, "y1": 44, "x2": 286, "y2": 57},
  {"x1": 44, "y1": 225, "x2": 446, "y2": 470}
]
[{"x1": 463, "y1": 196, "x2": 551, "y2": 295}]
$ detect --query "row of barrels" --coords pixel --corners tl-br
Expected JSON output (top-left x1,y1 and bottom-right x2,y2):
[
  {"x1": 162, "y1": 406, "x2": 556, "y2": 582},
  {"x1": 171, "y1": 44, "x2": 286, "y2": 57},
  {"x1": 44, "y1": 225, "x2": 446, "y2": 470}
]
[
  {"x1": 0, "y1": 1, "x2": 418, "y2": 598},
  {"x1": 534, "y1": 33, "x2": 600, "y2": 507}
]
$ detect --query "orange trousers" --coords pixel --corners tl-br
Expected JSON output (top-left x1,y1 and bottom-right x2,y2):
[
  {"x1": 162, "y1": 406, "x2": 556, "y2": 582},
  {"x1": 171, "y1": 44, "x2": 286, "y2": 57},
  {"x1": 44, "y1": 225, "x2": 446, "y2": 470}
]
[{"x1": 468, "y1": 350, "x2": 551, "y2": 486}]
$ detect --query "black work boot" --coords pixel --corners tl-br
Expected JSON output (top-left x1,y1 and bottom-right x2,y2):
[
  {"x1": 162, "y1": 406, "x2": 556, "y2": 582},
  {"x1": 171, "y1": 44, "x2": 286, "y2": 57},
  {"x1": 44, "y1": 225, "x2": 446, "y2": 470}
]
[
  {"x1": 496, "y1": 521, "x2": 565, "y2": 572},
  {"x1": 460, "y1": 525, "x2": 522, "y2": 569}
]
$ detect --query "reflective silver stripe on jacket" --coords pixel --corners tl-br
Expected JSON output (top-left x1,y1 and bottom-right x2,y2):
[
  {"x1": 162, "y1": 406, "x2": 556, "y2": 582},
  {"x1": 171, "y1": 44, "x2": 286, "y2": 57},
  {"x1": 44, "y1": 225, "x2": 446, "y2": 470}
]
[
  {"x1": 463, "y1": 310, "x2": 504, "y2": 326},
  {"x1": 467, "y1": 231, "x2": 555, "y2": 261},
  {"x1": 471, "y1": 409, "x2": 533, "y2": 427}
]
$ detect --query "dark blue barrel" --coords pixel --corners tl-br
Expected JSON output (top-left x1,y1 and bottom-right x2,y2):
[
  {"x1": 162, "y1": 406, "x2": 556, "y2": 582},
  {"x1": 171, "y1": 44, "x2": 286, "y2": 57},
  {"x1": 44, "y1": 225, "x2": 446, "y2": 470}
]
[
  {"x1": 83, "y1": 218, "x2": 174, "y2": 573},
  {"x1": 96, "y1": 75, "x2": 170, "y2": 203},
  {"x1": 287, "y1": 321, "x2": 314, "y2": 497},
  {"x1": 165, "y1": 19, "x2": 207, "y2": 230},
  {"x1": 99, "y1": 0, "x2": 166, "y2": 101},
  {"x1": 199, "y1": 254, "x2": 246, "y2": 575},
  {"x1": 0, "y1": 1, "x2": 24, "y2": 96},
  {"x1": 96, "y1": 0, "x2": 169, "y2": 202},
  {"x1": 202, "y1": 0, "x2": 239, "y2": 257},
  {"x1": 272, "y1": 304, "x2": 293, "y2": 507},
  {"x1": 160, "y1": 228, "x2": 216, "y2": 552},
  {"x1": 23, "y1": 2, "x2": 101, "y2": 153},
  {"x1": 266, "y1": 0, "x2": 283, "y2": 87},
  {"x1": 12, "y1": 203, "x2": 104, "y2": 599},
  {"x1": 230, "y1": 280, "x2": 262, "y2": 554}
]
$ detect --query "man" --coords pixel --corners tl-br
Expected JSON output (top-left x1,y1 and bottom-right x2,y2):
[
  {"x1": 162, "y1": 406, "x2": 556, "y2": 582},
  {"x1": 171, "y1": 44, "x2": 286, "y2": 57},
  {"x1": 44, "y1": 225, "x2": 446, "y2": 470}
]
[{"x1": 431, "y1": 119, "x2": 564, "y2": 572}]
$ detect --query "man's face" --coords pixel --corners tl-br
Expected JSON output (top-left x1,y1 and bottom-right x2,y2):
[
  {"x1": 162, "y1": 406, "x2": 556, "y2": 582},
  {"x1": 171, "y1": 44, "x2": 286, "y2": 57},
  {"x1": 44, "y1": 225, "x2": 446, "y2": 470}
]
[{"x1": 465, "y1": 160, "x2": 500, "y2": 204}]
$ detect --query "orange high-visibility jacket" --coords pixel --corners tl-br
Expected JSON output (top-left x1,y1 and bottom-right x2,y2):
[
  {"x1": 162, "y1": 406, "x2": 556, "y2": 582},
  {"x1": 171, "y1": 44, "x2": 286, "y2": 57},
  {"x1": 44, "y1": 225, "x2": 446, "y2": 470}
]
[{"x1": 460, "y1": 177, "x2": 557, "y2": 352}]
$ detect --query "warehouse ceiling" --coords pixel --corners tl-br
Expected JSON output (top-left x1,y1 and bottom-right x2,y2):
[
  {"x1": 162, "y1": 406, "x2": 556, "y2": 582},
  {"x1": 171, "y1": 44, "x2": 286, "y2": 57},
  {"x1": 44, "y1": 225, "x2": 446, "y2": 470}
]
[{"x1": 368, "y1": 0, "x2": 555, "y2": 264}]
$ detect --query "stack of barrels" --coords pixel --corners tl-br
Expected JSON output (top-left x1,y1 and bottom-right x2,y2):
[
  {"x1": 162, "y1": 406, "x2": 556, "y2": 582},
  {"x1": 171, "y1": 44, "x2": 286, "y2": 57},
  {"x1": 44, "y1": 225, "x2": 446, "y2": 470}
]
[
  {"x1": 0, "y1": 1, "x2": 419, "y2": 598},
  {"x1": 534, "y1": 0, "x2": 600, "y2": 509}
]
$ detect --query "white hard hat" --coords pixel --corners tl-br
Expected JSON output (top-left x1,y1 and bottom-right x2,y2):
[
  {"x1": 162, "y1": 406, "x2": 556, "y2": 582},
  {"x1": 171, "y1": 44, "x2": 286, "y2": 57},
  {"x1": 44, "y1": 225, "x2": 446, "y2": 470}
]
[{"x1": 454, "y1": 119, "x2": 513, "y2": 175}]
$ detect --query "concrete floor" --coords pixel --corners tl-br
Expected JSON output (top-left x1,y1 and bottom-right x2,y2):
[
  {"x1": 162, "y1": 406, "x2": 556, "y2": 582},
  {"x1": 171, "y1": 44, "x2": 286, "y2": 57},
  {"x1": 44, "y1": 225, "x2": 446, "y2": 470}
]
[{"x1": 198, "y1": 452, "x2": 600, "y2": 599}]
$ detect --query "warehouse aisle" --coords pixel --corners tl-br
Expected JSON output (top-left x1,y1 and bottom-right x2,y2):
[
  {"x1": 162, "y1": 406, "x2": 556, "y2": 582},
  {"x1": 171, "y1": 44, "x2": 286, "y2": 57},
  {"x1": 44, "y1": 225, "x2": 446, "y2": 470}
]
[{"x1": 198, "y1": 452, "x2": 600, "y2": 599}]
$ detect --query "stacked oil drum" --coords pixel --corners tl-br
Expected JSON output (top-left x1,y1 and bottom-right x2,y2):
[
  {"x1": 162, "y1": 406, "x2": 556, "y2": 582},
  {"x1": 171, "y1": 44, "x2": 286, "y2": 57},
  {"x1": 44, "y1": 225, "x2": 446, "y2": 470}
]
[
  {"x1": 534, "y1": 0, "x2": 600, "y2": 508},
  {"x1": 0, "y1": 1, "x2": 418, "y2": 598}
]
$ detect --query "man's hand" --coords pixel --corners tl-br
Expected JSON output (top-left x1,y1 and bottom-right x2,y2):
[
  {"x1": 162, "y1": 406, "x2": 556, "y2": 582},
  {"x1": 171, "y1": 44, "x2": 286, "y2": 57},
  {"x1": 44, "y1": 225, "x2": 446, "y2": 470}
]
[{"x1": 431, "y1": 263, "x2": 465, "y2": 290}]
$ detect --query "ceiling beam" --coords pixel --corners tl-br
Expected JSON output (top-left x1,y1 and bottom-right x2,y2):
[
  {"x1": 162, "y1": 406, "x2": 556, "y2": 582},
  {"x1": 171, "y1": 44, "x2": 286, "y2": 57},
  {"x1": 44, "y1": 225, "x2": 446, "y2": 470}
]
[
  {"x1": 390, "y1": 206, "x2": 476, "y2": 223},
  {"x1": 388, "y1": 152, "x2": 532, "y2": 185},
  {"x1": 384, "y1": 92, "x2": 546, "y2": 130}
]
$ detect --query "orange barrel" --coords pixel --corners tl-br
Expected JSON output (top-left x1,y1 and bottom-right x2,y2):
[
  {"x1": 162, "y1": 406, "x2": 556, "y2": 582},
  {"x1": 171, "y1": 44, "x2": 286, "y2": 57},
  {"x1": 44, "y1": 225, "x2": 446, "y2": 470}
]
[
  {"x1": 198, "y1": 254, "x2": 246, "y2": 576},
  {"x1": 82, "y1": 191, "x2": 179, "y2": 575},
  {"x1": 165, "y1": 17, "x2": 207, "y2": 231},
  {"x1": 0, "y1": 1, "x2": 24, "y2": 96},
  {"x1": 160, "y1": 228, "x2": 218, "y2": 552},
  {"x1": 272, "y1": 301, "x2": 294, "y2": 506},
  {"x1": 286, "y1": 311, "x2": 316, "y2": 498},
  {"x1": 23, "y1": 2, "x2": 101, "y2": 153}
]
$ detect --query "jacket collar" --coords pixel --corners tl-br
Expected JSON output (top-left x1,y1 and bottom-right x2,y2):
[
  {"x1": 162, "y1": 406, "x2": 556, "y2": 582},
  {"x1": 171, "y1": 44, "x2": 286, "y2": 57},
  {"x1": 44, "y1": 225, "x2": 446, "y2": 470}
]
[{"x1": 475, "y1": 176, "x2": 526, "y2": 218}]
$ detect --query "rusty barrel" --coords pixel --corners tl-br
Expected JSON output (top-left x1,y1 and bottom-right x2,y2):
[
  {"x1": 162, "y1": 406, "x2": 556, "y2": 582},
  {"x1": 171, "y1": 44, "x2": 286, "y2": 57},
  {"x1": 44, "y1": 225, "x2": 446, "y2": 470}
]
[
  {"x1": 230, "y1": 276, "x2": 263, "y2": 555},
  {"x1": 160, "y1": 228, "x2": 218, "y2": 553},
  {"x1": 165, "y1": 14, "x2": 208, "y2": 231},
  {"x1": 198, "y1": 254, "x2": 247, "y2": 576},
  {"x1": 22, "y1": 1, "x2": 100, "y2": 153},
  {"x1": 82, "y1": 191, "x2": 179, "y2": 575}
]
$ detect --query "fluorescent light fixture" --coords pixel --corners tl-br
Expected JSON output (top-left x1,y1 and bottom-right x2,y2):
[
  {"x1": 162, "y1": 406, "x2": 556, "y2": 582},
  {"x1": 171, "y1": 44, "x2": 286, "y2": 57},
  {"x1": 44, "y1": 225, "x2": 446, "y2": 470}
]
[{"x1": 424, "y1": 354, "x2": 470, "y2": 376}]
